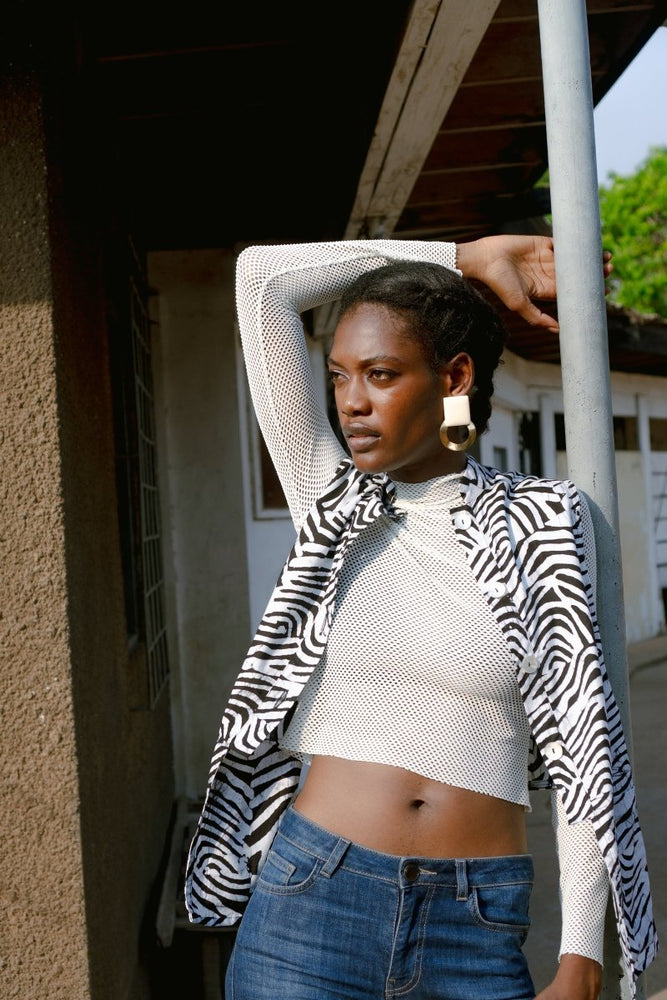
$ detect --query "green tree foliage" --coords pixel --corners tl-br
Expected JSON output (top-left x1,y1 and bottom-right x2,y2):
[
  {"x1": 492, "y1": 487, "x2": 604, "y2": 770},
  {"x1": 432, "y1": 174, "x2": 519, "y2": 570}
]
[{"x1": 598, "y1": 146, "x2": 667, "y2": 316}]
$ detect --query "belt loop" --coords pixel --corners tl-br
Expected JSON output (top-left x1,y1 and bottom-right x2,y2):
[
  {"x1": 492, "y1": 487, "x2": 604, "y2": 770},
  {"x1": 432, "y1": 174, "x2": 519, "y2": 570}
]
[
  {"x1": 455, "y1": 859, "x2": 469, "y2": 901},
  {"x1": 321, "y1": 837, "x2": 350, "y2": 878}
]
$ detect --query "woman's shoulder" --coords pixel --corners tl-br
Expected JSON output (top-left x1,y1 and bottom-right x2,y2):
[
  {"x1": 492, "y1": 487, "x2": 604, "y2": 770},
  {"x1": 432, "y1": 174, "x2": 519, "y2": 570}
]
[
  {"x1": 469, "y1": 457, "x2": 574, "y2": 495},
  {"x1": 469, "y1": 459, "x2": 590, "y2": 523}
]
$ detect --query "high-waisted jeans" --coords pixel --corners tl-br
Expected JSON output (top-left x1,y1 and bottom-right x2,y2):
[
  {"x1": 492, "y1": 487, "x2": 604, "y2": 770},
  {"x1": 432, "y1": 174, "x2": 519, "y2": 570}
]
[{"x1": 225, "y1": 806, "x2": 536, "y2": 1000}]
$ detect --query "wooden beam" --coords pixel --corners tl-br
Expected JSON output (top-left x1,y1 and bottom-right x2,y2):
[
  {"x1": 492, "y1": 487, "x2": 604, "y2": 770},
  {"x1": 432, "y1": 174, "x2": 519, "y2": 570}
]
[
  {"x1": 494, "y1": 0, "x2": 655, "y2": 19},
  {"x1": 342, "y1": 0, "x2": 442, "y2": 239},
  {"x1": 424, "y1": 124, "x2": 547, "y2": 170},
  {"x1": 408, "y1": 163, "x2": 540, "y2": 203},
  {"x1": 343, "y1": 0, "x2": 502, "y2": 239},
  {"x1": 607, "y1": 311, "x2": 667, "y2": 357},
  {"x1": 314, "y1": 0, "x2": 444, "y2": 338}
]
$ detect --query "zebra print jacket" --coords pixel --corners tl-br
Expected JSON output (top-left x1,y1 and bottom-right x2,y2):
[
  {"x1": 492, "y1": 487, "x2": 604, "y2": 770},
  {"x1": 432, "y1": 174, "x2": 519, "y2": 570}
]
[{"x1": 185, "y1": 455, "x2": 657, "y2": 992}]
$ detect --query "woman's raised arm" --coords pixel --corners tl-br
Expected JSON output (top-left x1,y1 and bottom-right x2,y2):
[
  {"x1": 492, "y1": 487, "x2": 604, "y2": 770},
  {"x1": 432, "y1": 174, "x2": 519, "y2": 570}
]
[{"x1": 234, "y1": 235, "x2": 577, "y2": 525}]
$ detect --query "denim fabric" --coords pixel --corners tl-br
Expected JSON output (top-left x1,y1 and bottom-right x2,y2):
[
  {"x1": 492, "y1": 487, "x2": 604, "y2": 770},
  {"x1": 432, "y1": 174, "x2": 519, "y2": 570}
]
[{"x1": 226, "y1": 807, "x2": 535, "y2": 1000}]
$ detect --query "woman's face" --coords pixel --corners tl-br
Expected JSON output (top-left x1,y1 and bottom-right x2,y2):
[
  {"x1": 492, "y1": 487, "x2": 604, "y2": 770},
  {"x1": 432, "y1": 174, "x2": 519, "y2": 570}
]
[{"x1": 329, "y1": 303, "x2": 471, "y2": 482}]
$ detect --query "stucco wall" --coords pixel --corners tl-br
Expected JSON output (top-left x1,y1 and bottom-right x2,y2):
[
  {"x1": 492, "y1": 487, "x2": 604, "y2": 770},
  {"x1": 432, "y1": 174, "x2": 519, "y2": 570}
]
[
  {"x1": 0, "y1": 67, "x2": 91, "y2": 1000},
  {"x1": 1, "y1": 59, "x2": 175, "y2": 1000},
  {"x1": 46, "y1": 81, "x2": 176, "y2": 1000}
]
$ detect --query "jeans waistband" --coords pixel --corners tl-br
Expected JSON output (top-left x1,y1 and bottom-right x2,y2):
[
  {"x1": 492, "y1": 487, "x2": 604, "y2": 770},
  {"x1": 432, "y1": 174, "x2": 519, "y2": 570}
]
[{"x1": 277, "y1": 806, "x2": 534, "y2": 889}]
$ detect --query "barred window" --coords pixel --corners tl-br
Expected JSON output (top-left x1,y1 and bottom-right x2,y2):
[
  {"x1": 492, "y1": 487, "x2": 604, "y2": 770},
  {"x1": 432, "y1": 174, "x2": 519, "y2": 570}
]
[{"x1": 109, "y1": 236, "x2": 169, "y2": 708}]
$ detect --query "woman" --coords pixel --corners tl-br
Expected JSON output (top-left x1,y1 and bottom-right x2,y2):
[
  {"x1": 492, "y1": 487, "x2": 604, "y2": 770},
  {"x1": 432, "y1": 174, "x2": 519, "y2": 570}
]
[{"x1": 186, "y1": 235, "x2": 656, "y2": 1000}]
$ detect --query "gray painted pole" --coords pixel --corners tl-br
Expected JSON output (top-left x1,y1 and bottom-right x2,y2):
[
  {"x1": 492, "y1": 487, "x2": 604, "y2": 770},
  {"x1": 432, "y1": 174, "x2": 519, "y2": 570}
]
[{"x1": 536, "y1": 3, "x2": 639, "y2": 999}]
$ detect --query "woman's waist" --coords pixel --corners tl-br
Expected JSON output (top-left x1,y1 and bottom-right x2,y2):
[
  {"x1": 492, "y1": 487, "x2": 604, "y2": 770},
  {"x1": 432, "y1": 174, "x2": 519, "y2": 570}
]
[
  {"x1": 275, "y1": 804, "x2": 533, "y2": 889},
  {"x1": 281, "y1": 718, "x2": 531, "y2": 811},
  {"x1": 293, "y1": 755, "x2": 528, "y2": 858}
]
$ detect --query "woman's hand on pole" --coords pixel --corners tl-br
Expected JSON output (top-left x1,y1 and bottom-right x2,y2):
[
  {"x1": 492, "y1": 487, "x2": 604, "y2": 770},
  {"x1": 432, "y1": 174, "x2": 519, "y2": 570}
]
[{"x1": 455, "y1": 234, "x2": 612, "y2": 334}]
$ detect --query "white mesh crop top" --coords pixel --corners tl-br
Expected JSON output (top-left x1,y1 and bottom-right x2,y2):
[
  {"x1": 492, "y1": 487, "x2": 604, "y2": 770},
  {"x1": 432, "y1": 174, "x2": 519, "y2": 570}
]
[
  {"x1": 235, "y1": 239, "x2": 610, "y2": 965},
  {"x1": 281, "y1": 472, "x2": 534, "y2": 807}
]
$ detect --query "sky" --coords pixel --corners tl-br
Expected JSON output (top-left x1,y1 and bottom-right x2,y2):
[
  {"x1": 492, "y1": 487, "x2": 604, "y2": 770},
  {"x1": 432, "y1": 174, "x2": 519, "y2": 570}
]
[{"x1": 593, "y1": 25, "x2": 667, "y2": 185}]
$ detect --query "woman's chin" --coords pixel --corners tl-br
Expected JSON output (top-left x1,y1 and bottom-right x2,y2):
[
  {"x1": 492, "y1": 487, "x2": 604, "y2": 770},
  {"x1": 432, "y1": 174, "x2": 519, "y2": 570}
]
[{"x1": 351, "y1": 456, "x2": 384, "y2": 474}]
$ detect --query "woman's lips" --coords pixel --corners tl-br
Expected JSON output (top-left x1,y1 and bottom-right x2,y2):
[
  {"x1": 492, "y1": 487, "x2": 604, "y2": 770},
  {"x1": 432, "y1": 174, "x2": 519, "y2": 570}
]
[{"x1": 345, "y1": 426, "x2": 380, "y2": 452}]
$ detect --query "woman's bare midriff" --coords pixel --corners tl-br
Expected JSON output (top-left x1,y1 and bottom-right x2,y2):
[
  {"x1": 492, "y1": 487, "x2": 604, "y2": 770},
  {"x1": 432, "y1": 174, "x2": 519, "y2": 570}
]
[{"x1": 293, "y1": 755, "x2": 527, "y2": 857}]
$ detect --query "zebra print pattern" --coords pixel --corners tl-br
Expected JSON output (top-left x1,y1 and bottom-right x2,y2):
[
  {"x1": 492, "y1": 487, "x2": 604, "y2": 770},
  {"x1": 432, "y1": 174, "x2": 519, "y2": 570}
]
[
  {"x1": 455, "y1": 461, "x2": 657, "y2": 987},
  {"x1": 185, "y1": 460, "x2": 394, "y2": 924},
  {"x1": 185, "y1": 456, "x2": 656, "y2": 992}
]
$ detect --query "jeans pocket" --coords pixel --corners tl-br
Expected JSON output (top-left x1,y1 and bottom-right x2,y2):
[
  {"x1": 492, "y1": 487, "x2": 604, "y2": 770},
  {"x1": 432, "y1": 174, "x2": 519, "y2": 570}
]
[
  {"x1": 256, "y1": 833, "x2": 321, "y2": 895},
  {"x1": 467, "y1": 880, "x2": 532, "y2": 937}
]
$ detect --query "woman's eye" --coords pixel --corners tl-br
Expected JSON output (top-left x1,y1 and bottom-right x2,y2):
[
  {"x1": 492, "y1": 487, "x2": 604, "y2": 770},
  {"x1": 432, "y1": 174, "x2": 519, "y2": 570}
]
[
  {"x1": 369, "y1": 369, "x2": 395, "y2": 382},
  {"x1": 328, "y1": 370, "x2": 345, "y2": 384}
]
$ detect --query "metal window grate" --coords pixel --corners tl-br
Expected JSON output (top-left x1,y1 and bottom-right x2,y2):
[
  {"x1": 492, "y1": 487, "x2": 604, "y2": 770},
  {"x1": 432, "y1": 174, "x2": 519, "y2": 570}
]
[{"x1": 129, "y1": 244, "x2": 169, "y2": 707}]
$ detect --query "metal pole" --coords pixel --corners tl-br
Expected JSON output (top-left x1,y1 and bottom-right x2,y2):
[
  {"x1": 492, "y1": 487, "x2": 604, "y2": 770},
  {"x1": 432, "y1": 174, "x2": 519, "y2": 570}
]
[{"x1": 536, "y1": 3, "x2": 640, "y2": 998}]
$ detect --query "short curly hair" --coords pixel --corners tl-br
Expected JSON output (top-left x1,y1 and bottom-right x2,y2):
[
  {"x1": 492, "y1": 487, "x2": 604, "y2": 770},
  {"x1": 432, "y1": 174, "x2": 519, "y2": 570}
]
[{"x1": 338, "y1": 261, "x2": 507, "y2": 434}]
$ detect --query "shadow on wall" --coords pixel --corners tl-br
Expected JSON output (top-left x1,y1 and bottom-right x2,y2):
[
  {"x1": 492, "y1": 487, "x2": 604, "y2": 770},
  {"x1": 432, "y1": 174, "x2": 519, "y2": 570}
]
[{"x1": 149, "y1": 931, "x2": 233, "y2": 999}]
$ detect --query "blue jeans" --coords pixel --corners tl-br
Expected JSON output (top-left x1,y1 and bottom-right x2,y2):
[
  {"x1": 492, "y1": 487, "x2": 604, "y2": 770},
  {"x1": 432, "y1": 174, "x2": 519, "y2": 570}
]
[{"x1": 225, "y1": 806, "x2": 535, "y2": 999}]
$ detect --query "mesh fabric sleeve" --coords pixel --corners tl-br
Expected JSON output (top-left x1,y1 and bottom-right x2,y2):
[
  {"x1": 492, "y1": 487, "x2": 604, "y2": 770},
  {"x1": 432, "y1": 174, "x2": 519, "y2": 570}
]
[
  {"x1": 553, "y1": 494, "x2": 609, "y2": 965},
  {"x1": 552, "y1": 790, "x2": 609, "y2": 965},
  {"x1": 235, "y1": 240, "x2": 459, "y2": 527}
]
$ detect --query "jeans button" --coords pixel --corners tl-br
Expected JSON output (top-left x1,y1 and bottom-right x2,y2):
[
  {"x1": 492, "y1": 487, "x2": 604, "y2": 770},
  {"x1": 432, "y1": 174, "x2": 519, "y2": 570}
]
[{"x1": 403, "y1": 862, "x2": 420, "y2": 882}]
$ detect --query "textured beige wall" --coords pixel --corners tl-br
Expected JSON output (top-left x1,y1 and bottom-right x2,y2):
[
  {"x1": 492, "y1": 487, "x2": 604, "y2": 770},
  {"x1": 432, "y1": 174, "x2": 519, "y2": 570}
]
[
  {"x1": 0, "y1": 69, "x2": 91, "y2": 1000},
  {"x1": 1, "y1": 58, "x2": 175, "y2": 1000},
  {"x1": 46, "y1": 113, "x2": 173, "y2": 1000}
]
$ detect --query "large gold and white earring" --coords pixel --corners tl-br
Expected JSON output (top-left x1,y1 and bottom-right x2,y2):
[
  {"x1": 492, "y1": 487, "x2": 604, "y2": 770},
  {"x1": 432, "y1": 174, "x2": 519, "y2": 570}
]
[{"x1": 440, "y1": 395, "x2": 476, "y2": 452}]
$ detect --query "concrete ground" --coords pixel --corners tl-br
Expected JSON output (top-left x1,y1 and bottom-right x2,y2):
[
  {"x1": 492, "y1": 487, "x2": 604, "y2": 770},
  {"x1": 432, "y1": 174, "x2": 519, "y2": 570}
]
[{"x1": 524, "y1": 635, "x2": 667, "y2": 998}]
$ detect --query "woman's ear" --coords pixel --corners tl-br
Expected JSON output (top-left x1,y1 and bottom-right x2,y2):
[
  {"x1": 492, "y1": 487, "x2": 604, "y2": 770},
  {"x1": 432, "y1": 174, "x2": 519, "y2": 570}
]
[{"x1": 440, "y1": 352, "x2": 475, "y2": 396}]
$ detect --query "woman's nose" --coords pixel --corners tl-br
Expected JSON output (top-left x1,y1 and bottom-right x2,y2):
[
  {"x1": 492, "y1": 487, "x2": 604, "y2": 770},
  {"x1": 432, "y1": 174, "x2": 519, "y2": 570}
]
[{"x1": 340, "y1": 380, "x2": 371, "y2": 415}]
